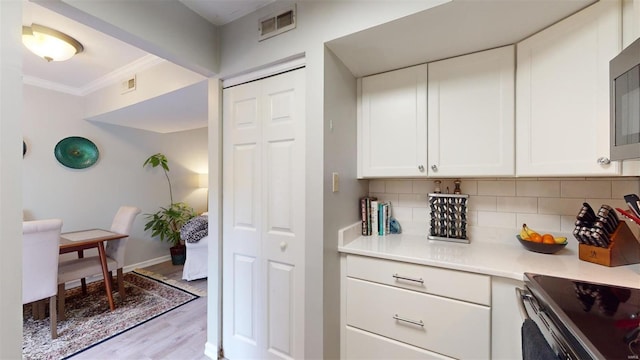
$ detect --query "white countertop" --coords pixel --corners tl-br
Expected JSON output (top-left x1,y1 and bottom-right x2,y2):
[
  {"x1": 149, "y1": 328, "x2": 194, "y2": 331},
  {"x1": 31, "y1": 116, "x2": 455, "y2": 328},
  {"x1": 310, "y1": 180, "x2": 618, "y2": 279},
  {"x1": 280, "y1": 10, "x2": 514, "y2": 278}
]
[{"x1": 338, "y1": 223, "x2": 640, "y2": 289}]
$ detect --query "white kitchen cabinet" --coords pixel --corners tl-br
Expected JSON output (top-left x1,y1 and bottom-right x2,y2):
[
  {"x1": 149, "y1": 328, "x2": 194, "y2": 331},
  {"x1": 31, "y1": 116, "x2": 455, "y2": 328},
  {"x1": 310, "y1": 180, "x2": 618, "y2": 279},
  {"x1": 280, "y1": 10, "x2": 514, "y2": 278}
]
[
  {"x1": 345, "y1": 327, "x2": 453, "y2": 359},
  {"x1": 491, "y1": 277, "x2": 525, "y2": 360},
  {"x1": 358, "y1": 46, "x2": 515, "y2": 179},
  {"x1": 428, "y1": 45, "x2": 515, "y2": 177},
  {"x1": 358, "y1": 64, "x2": 428, "y2": 178},
  {"x1": 516, "y1": 0, "x2": 622, "y2": 176},
  {"x1": 342, "y1": 255, "x2": 491, "y2": 359}
]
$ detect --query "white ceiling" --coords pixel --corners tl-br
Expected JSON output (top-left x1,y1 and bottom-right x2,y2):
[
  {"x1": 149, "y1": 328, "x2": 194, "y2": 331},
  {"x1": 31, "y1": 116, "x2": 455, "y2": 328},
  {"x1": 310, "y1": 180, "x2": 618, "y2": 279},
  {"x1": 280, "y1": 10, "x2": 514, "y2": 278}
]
[
  {"x1": 22, "y1": 1, "x2": 149, "y2": 93},
  {"x1": 178, "y1": 0, "x2": 275, "y2": 26},
  {"x1": 21, "y1": 0, "x2": 273, "y2": 133},
  {"x1": 23, "y1": 0, "x2": 599, "y2": 133},
  {"x1": 327, "y1": 0, "x2": 597, "y2": 78},
  {"x1": 22, "y1": 0, "x2": 275, "y2": 90},
  {"x1": 87, "y1": 81, "x2": 209, "y2": 134}
]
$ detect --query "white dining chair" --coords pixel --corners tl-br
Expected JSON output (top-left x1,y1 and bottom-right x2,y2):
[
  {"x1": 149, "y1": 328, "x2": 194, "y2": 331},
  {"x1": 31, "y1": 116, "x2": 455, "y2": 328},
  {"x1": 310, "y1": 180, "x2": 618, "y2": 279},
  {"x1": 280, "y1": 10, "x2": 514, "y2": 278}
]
[
  {"x1": 23, "y1": 218, "x2": 63, "y2": 339},
  {"x1": 57, "y1": 206, "x2": 140, "y2": 319}
]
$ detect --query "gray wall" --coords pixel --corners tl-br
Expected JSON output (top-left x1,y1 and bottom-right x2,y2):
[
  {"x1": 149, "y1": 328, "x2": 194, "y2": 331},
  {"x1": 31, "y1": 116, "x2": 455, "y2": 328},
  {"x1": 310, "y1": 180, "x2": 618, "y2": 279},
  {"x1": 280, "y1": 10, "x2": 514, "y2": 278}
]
[
  {"x1": 218, "y1": 4, "x2": 438, "y2": 357},
  {"x1": 23, "y1": 85, "x2": 208, "y2": 265},
  {"x1": 0, "y1": 1, "x2": 436, "y2": 357},
  {"x1": 323, "y1": 47, "x2": 368, "y2": 360},
  {"x1": 2, "y1": 1, "x2": 479, "y2": 357},
  {"x1": 1, "y1": 1, "x2": 24, "y2": 358}
]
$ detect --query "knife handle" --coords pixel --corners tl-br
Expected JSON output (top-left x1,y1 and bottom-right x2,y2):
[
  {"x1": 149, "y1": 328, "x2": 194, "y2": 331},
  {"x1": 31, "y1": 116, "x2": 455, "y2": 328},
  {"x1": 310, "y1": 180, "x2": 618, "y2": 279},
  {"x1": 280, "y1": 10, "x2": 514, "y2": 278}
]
[
  {"x1": 617, "y1": 208, "x2": 640, "y2": 226},
  {"x1": 573, "y1": 226, "x2": 584, "y2": 243},
  {"x1": 591, "y1": 229, "x2": 609, "y2": 248},
  {"x1": 624, "y1": 194, "x2": 640, "y2": 217},
  {"x1": 600, "y1": 204, "x2": 620, "y2": 223}
]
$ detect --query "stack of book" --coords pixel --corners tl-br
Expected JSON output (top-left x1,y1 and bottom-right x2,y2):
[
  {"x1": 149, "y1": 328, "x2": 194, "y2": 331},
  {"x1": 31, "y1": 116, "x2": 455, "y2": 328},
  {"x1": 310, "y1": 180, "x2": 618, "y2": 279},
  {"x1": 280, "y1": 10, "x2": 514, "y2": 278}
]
[{"x1": 360, "y1": 196, "x2": 391, "y2": 236}]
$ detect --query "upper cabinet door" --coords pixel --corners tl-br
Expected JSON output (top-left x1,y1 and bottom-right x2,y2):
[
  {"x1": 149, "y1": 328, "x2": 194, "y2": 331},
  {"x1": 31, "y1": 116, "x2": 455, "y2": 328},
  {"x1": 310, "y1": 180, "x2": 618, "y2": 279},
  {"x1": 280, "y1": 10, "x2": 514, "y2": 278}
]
[
  {"x1": 516, "y1": 0, "x2": 621, "y2": 176},
  {"x1": 428, "y1": 45, "x2": 515, "y2": 177},
  {"x1": 358, "y1": 64, "x2": 428, "y2": 178}
]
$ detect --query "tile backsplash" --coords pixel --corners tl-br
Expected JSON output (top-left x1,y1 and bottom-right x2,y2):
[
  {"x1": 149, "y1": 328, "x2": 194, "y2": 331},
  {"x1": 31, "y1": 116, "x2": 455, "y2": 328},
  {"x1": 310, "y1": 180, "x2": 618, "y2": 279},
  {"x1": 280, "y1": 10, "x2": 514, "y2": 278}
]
[{"x1": 369, "y1": 178, "x2": 640, "y2": 236}]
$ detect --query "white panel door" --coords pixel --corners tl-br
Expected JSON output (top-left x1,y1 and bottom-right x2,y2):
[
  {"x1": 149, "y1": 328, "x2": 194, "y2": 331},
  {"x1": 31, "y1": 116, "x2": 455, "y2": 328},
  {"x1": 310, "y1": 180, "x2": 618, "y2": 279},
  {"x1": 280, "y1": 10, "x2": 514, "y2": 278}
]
[
  {"x1": 516, "y1": 0, "x2": 621, "y2": 176},
  {"x1": 428, "y1": 45, "x2": 515, "y2": 177},
  {"x1": 223, "y1": 68, "x2": 305, "y2": 359},
  {"x1": 358, "y1": 64, "x2": 428, "y2": 178},
  {"x1": 223, "y1": 80, "x2": 262, "y2": 359}
]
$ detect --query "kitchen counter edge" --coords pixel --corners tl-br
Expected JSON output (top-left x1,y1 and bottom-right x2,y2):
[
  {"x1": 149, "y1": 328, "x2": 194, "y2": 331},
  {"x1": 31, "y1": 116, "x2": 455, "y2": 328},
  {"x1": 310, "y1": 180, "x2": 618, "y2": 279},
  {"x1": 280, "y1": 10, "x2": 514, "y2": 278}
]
[{"x1": 338, "y1": 222, "x2": 640, "y2": 289}]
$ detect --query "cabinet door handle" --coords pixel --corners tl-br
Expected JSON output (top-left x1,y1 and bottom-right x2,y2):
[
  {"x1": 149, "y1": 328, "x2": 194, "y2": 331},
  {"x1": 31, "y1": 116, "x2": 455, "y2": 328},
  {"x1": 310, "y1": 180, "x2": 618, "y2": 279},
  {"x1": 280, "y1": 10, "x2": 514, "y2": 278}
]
[
  {"x1": 431, "y1": 164, "x2": 438, "y2": 172},
  {"x1": 392, "y1": 273, "x2": 424, "y2": 284},
  {"x1": 418, "y1": 165, "x2": 425, "y2": 172},
  {"x1": 393, "y1": 314, "x2": 424, "y2": 327},
  {"x1": 597, "y1": 157, "x2": 611, "y2": 165}
]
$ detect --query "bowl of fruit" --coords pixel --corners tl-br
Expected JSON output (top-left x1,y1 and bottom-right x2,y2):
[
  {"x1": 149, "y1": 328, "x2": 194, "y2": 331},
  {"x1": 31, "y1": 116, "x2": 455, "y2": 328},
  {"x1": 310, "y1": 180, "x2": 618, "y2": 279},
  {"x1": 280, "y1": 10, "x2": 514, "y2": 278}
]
[{"x1": 517, "y1": 224, "x2": 568, "y2": 254}]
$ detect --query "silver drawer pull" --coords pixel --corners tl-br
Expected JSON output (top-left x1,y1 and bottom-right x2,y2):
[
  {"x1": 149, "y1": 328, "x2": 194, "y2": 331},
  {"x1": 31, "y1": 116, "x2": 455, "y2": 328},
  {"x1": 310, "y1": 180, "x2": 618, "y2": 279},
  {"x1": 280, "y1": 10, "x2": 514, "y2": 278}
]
[
  {"x1": 393, "y1": 314, "x2": 424, "y2": 327},
  {"x1": 392, "y1": 273, "x2": 424, "y2": 284}
]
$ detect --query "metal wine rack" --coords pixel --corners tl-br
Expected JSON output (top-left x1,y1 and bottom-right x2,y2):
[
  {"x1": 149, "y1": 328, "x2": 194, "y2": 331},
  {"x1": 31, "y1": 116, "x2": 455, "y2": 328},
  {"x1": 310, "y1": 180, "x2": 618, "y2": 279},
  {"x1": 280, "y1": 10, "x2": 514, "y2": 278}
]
[{"x1": 428, "y1": 193, "x2": 469, "y2": 243}]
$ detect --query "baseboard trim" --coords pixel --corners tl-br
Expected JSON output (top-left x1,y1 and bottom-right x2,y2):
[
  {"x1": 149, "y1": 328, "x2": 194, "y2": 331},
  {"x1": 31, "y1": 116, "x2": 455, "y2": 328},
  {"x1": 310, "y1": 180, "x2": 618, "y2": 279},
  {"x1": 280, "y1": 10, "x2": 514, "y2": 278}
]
[
  {"x1": 124, "y1": 255, "x2": 171, "y2": 273},
  {"x1": 62, "y1": 255, "x2": 172, "y2": 289},
  {"x1": 204, "y1": 341, "x2": 218, "y2": 359}
]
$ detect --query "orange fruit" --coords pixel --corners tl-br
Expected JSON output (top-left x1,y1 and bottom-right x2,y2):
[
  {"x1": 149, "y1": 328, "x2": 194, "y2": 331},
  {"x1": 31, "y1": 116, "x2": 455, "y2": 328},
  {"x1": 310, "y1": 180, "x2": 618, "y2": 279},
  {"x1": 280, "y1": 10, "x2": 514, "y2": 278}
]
[
  {"x1": 529, "y1": 233, "x2": 543, "y2": 243},
  {"x1": 542, "y1": 234, "x2": 555, "y2": 244}
]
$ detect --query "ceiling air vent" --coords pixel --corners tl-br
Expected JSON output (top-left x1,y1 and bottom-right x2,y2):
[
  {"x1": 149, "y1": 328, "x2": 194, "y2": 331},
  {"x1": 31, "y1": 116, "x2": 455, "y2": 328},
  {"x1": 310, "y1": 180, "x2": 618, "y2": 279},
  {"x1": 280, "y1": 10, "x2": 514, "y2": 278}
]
[{"x1": 259, "y1": 5, "x2": 296, "y2": 41}]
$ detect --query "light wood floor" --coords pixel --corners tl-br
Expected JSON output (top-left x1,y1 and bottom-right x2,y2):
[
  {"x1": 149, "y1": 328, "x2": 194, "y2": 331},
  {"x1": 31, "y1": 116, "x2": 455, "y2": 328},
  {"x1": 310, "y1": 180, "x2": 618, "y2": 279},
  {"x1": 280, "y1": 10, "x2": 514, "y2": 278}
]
[{"x1": 71, "y1": 261, "x2": 211, "y2": 360}]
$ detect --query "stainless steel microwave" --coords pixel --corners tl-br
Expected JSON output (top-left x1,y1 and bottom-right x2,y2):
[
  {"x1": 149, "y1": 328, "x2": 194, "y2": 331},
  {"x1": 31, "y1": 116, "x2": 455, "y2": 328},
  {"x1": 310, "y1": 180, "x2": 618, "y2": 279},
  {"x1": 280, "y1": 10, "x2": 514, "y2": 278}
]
[{"x1": 610, "y1": 37, "x2": 640, "y2": 160}]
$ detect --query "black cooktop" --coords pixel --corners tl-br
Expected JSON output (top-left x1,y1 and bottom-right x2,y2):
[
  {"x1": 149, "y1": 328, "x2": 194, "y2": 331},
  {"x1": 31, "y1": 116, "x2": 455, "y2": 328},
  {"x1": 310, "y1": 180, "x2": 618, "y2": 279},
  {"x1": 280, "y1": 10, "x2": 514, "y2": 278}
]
[{"x1": 525, "y1": 273, "x2": 640, "y2": 360}]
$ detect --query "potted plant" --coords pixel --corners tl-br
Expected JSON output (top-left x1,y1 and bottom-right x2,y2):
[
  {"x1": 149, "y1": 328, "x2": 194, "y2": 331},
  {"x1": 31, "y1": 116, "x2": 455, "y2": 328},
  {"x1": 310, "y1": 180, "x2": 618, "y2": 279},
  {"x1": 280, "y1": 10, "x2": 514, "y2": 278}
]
[{"x1": 142, "y1": 153, "x2": 195, "y2": 265}]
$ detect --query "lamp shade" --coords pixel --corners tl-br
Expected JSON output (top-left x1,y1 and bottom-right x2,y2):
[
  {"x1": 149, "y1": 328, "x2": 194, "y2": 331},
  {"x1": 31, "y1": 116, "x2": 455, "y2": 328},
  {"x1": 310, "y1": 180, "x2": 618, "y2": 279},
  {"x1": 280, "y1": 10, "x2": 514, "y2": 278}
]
[{"x1": 22, "y1": 24, "x2": 83, "y2": 62}]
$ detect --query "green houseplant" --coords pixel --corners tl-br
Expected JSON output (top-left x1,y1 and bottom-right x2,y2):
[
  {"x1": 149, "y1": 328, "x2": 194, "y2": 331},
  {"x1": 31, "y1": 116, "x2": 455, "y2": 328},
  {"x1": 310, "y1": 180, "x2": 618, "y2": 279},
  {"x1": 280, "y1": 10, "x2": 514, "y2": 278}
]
[{"x1": 142, "y1": 153, "x2": 195, "y2": 265}]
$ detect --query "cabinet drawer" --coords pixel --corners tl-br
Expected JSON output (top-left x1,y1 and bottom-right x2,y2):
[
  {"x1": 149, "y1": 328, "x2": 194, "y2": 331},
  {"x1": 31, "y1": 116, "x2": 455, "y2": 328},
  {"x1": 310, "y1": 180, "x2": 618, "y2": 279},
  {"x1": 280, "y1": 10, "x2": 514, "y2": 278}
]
[
  {"x1": 345, "y1": 326, "x2": 453, "y2": 359},
  {"x1": 347, "y1": 254, "x2": 490, "y2": 305},
  {"x1": 346, "y1": 278, "x2": 490, "y2": 359}
]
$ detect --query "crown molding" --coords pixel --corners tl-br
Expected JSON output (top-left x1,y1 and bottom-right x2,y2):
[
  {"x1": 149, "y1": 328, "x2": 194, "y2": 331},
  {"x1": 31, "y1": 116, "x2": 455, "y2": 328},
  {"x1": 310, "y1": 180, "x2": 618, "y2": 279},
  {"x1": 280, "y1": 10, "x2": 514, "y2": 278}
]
[
  {"x1": 22, "y1": 54, "x2": 166, "y2": 96},
  {"x1": 80, "y1": 54, "x2": 165, "y2": 95},
  {"x1": 22, "y1": 75, "x2": 84, "y2": 96}
]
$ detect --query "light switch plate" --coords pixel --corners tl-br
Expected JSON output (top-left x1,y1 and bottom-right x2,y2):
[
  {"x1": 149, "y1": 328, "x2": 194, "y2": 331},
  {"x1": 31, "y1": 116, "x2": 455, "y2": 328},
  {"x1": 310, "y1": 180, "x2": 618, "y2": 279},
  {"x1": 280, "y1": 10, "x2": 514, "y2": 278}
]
[{"x1": 332, "y1": 172, "x2": 339, "y2": 192}]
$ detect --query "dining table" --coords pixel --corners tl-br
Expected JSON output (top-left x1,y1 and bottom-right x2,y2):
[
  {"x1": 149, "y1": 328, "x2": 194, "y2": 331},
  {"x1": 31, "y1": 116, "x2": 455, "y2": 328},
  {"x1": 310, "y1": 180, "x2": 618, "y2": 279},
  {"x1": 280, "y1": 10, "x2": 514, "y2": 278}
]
[{"x1": 59, "y1": 229, "x2": 127, "y2": 311}]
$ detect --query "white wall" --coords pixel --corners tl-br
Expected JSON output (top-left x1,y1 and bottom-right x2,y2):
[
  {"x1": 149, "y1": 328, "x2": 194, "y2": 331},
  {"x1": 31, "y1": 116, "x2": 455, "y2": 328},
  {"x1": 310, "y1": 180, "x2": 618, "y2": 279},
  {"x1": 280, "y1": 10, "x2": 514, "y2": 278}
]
[
  {"x1": 218, "y1": 1, "x2": 444, "y2": 79},
  {"x1": 0, "y1": 1, "x2": 25, "y2": 358},
  {"x1": 32, "y1": 0, "x2": 220, "y2": 76},
  {"x1": 218, "y1": 3, "x2": 445, "y2": 357},
  {"x1": 369, "y1": 177, "x2": 640, "y2": 238},
  {"x1": 22, "y1": 85, "x2": 208, "y2": 265},
  {"x1": 622, "y1": 0, "x2": 640, "y2": 47},
  {"x1": 83, "y1": 60, "x2": 205, "y2": 120},
  {"x1": 322, "y1": 47, "x2": 369, "y2": 360},
  {"x1": 29, "y1": 1, "x2": 639, "y2": 358},
  {"x1": 11, "y1": 2, "x2": 463, "y2": 357}
]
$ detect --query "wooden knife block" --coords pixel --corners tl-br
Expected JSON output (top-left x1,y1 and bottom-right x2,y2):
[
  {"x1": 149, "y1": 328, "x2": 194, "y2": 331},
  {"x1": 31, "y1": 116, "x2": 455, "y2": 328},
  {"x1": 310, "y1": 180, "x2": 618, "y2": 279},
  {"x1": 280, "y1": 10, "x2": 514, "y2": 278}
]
[{"x1": 578, "y1": 221, "x2": 640, "y2": 267}]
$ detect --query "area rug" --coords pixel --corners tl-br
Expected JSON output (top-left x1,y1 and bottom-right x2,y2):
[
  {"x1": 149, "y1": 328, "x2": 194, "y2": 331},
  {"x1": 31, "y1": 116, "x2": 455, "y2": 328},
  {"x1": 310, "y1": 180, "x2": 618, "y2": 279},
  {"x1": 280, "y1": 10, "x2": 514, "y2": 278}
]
[
  {"x1": 22, "y1": 271, "x2": 199, "y2": 360},
  {"x1": 133, "y1": 268, "x2": 207, "y2": 297}
]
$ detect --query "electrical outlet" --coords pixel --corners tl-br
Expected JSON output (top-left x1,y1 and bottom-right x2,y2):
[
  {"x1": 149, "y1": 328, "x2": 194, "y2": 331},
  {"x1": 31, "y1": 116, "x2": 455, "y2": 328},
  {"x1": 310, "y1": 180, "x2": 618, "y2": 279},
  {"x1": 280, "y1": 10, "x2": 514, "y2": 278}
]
[{"x1": 332, "y1": 172, "x2": 339, "y2": 192}]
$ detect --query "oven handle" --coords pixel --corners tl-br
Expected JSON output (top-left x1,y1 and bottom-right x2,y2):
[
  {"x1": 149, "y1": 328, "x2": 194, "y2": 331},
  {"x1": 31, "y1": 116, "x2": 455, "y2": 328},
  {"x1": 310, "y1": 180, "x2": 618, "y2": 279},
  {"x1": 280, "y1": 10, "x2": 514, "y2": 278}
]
[{"x1": 515, "y1": 287, "x2": 532, "y2": 320}]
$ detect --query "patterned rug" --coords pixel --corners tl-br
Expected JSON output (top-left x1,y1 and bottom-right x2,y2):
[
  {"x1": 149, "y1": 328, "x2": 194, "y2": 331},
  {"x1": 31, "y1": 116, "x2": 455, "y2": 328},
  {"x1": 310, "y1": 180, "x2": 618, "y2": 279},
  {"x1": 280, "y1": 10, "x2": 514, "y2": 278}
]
[{"x1": 22, "y1": 271, "x2": 199, "y2": 360}]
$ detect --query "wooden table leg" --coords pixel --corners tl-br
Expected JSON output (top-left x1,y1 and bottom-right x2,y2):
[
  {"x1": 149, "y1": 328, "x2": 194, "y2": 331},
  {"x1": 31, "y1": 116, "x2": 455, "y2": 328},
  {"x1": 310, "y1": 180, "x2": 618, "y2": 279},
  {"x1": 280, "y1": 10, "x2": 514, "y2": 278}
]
[
  {"x1": 96, "y1": 242, "x2": 115, "y2": 311},
  {"x1": 78, "y1": 250, "x2": 87, "y2": 294}
]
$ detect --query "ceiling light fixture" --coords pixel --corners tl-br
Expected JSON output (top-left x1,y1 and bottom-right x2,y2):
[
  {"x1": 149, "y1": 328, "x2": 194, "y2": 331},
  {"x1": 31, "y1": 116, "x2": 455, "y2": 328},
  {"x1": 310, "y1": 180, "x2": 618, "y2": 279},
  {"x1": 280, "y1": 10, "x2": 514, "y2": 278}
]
[{"x1": 22, "y1": 24, "x2": 83, "y2": 62}]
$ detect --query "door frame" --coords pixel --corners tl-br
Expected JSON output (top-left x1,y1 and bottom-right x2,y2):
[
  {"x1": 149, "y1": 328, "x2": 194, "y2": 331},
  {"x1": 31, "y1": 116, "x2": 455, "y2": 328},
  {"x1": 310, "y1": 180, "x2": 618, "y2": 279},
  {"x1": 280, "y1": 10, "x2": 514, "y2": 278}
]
[{"x1": 206, "y1": 54, "x2": 306, "y2": 359}]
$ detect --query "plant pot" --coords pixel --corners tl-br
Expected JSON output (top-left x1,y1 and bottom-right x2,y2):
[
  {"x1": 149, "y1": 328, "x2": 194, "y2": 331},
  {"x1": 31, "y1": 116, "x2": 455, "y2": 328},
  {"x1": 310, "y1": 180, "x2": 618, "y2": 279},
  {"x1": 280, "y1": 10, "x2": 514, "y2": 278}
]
[{"x1": 170, "y1": 245, "x2": 186, "y2": 265}]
